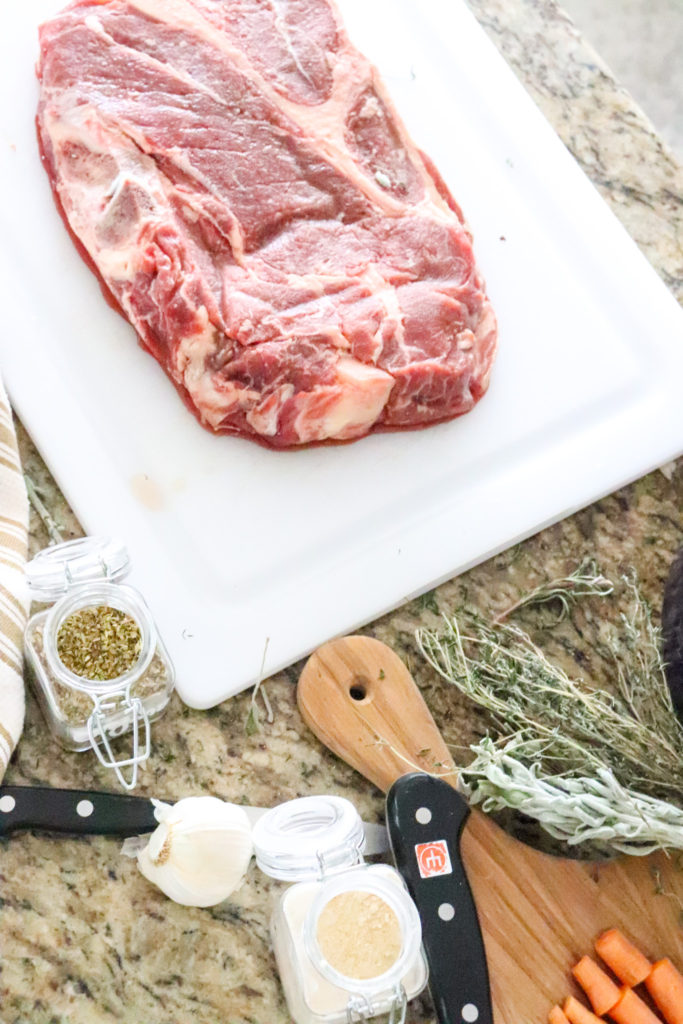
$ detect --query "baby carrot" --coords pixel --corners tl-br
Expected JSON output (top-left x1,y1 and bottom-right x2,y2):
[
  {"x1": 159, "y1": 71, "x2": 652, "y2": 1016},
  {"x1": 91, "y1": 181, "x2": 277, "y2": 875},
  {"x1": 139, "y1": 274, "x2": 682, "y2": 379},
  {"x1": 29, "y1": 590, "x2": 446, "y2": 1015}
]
[
  {"x1": 608, "y1": 986, "x2": 664, "y2": 1024},
  {"x1": 645, "y1": 958, "x2": 683, "y2": 1024},
  {"x1": 564, "y1": 996, "x2": 607, "y2": 1024},
  {"x1": 550, "y1": 1006, "x2": 572, "y2": 1024},
  {"x1": 573, "y1": 956, "x2": 621, "y2": 1015},
  {"x1": 595, "y1": 930, "x2": 652, "y2": 987}
]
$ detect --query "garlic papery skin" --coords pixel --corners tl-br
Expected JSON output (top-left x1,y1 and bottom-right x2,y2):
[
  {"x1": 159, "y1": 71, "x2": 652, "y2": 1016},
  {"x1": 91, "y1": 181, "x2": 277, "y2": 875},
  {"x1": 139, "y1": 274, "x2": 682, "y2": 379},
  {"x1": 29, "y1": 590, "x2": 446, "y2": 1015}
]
[{"x1": 135, "y1": 796, "x2": 254, "y2": 907}]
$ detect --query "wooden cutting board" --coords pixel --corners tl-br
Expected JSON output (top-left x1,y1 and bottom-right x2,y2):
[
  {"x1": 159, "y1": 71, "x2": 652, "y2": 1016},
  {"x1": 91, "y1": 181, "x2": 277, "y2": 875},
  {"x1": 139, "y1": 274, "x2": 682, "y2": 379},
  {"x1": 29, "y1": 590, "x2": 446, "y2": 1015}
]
[{"x1": 297, "y1": 635, "x2": 683, "y2": 1023}]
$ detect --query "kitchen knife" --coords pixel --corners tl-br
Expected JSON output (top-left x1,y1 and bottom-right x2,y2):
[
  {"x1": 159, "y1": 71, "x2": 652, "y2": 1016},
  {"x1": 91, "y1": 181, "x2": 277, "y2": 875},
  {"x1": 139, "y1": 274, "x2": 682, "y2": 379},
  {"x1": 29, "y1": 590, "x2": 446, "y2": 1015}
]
[
  {"x1": 0, "y1": 785, "x2": 389, "y2": 854},
  {"x1": 386, "y1": 773, "x2": 493, "y2": 1024}
]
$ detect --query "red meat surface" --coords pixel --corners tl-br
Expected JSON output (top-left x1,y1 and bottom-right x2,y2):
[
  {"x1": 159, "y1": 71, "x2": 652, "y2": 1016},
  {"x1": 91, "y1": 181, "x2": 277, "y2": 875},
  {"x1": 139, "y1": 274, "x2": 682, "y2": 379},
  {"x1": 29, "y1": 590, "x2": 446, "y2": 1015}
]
[{"x1": 37, "y1": 0, "x2": 497, "y2": 447}]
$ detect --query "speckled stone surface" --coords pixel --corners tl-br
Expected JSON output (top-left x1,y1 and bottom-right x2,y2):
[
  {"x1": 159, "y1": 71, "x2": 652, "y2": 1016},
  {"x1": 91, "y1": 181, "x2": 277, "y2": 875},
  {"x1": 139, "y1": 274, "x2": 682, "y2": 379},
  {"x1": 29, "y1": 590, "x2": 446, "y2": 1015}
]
[{"x1": 2, "y1": 1, "x2": 683, "y2": 1022}]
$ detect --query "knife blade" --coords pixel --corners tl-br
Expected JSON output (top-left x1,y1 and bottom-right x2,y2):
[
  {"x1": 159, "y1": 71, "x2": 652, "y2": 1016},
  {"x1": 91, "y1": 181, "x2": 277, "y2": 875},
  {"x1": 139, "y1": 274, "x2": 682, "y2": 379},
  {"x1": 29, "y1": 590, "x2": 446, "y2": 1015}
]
[{"x1": 0, "y1": 785, "x2": 389, "y2": 855}]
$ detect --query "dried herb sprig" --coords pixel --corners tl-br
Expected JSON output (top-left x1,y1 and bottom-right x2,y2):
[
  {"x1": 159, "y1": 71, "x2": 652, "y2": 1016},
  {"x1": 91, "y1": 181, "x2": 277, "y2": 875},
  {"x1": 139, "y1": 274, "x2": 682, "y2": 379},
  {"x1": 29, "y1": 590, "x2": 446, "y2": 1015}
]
[
  {"x1": 24, "y1": 472, "x2": 64, "y2": 546},
  {"x1": 460, "y1": 737, "x2": 683, "y2": 856},
  {"x1": 416, "y1": 571, "x2": 683, "y2": 854},
  {"x1": 493, "y1": 557, "x2": 613, "y2": 622},
  {"x1": 245, "y1": 637, "x2": 272, "y2": 736},
  {"x1": 602, "y1": 575, "x2": 681, "y2": 750}
]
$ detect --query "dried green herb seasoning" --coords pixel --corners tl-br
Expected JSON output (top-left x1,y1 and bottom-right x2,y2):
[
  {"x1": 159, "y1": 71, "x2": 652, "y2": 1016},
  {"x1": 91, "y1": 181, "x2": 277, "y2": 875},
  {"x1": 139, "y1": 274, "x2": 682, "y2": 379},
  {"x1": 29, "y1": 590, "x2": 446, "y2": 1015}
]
[
  {"x1": 29, "y1": 622, "x2": 169, "y2": 726},
  {"x1": 56, "y1": 605, "x2": 141, "y2": 680}
]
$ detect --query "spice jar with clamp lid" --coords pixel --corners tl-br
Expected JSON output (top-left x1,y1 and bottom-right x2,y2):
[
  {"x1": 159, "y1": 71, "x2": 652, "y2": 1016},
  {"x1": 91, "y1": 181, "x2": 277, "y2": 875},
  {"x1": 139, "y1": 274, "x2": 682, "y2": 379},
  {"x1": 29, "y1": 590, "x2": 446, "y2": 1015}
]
[
  {"x1": 24, "y1": 536, "x2": 175, "y2": 790},
  {"x1": 252, "y1": 795, "x2": 428, "y2": 1024}
]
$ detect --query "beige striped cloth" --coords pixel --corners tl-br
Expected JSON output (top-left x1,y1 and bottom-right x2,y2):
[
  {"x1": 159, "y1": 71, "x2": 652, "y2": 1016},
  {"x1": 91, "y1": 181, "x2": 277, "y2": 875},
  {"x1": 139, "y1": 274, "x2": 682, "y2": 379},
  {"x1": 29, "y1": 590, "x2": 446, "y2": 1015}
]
[{"x1": 0, "y1": 378, "x2": 28, "y2": 780}]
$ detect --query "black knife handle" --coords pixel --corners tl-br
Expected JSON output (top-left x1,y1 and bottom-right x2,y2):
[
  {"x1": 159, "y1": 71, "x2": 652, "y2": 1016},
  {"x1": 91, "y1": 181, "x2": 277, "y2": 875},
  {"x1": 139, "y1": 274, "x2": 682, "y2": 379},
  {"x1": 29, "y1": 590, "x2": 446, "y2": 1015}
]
[
  {"x1": 0, "y1": 786, "x2": 158, "y2": 837},
  {"x1": 386, "y1": 773, "x2": 493, "y2": 1024}
]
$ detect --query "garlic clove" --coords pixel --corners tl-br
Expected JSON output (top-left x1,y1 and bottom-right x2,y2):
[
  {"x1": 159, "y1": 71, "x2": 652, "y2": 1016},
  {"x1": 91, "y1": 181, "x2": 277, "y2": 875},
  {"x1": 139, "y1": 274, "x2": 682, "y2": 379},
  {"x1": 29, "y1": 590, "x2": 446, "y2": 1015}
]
[{"x1": 135, "y1": 796, "x2": 254, "y2": 907}]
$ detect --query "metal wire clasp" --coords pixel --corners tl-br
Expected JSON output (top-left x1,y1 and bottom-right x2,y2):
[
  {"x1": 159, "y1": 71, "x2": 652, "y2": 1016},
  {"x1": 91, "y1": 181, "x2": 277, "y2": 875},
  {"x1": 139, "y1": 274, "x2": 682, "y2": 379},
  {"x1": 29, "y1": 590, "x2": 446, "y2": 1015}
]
[
  {"x1": 388, "y1": 986, "x2": 408, "y2": 1024},
  {"x1": 87, "y1": 689, "x2": 150, "y2": 790},
  {"x1": 346, "y1": 985, "x2": 407, "y2": 1024}
]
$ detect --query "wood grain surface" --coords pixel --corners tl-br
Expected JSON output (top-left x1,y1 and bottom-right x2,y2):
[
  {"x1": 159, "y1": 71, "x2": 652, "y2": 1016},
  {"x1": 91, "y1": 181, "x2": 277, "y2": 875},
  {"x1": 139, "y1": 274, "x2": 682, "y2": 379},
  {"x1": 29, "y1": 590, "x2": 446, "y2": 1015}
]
[{"x1": 297, "y1": 635, "x2": 683, "y2": 1023}]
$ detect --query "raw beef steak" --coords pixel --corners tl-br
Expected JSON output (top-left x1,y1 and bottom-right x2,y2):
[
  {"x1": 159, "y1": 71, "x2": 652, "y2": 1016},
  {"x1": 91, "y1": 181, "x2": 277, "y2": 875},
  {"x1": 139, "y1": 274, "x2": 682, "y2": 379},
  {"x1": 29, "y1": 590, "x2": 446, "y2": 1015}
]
[{"x1": 37, "y1": 0, "x2": 498, "y2": 447}]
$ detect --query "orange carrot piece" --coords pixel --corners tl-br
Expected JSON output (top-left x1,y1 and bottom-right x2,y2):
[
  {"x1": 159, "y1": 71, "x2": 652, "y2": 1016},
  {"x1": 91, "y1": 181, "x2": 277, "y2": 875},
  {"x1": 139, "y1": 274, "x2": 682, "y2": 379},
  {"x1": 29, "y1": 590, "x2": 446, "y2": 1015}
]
[
  {"x1": 645, "y1": 958, "x2": 683, "y2": 1024},
  {"x1": 564, "y1": 996, "x2": 607, "y2": 1024},
  {"x1": 595, "y1": 930, "x2": 652, "y2": 987},
  {"x1": 573, "y1": 956, "x2": 622, "y2": 1015},
  {"x1": 608, "y1": 986, "x2": 664, "y2": 1024},
  {"x1": 550, "y1": 1006, "x2": 572, "y2": 1024}
]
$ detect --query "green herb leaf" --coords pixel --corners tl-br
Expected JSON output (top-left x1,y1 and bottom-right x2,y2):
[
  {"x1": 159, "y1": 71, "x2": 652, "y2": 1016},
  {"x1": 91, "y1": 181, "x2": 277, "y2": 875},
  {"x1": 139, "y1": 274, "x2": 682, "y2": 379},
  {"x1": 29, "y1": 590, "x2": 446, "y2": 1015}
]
[{"x1": 245, "y1": 704, "x2": 260, "y2": 737}]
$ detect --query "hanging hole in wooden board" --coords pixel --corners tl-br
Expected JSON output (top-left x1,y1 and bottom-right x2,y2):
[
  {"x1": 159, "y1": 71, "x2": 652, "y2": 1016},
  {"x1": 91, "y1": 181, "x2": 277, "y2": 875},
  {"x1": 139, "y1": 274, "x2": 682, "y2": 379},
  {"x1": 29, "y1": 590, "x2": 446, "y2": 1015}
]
[{"x1": 349, "y1": 676, "x2": 369, "y2": 702}]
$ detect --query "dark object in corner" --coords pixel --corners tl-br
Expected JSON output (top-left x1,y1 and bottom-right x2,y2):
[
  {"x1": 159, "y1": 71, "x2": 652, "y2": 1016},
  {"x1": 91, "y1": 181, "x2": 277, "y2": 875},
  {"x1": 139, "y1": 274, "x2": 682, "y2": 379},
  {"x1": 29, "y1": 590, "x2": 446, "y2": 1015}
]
[{"x1": 662, "y1": 547, "x2": 683, "y2": 721}]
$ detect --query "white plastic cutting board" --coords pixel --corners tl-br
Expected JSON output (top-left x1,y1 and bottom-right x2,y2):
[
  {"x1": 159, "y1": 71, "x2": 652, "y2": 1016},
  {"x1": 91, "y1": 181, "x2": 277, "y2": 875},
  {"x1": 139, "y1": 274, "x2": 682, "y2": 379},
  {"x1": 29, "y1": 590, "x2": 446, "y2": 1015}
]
[{"x1": 1, "y1": 0, "x2": 683, "y2": 708}]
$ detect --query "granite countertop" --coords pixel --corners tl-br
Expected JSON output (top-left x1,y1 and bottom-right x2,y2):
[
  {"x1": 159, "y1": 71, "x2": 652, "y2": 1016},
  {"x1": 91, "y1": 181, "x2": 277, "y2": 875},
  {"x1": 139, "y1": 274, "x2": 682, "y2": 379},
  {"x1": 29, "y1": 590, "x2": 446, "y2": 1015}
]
[{"x1": 2, "y1": 1, "x2": 683, "y2": 1021}]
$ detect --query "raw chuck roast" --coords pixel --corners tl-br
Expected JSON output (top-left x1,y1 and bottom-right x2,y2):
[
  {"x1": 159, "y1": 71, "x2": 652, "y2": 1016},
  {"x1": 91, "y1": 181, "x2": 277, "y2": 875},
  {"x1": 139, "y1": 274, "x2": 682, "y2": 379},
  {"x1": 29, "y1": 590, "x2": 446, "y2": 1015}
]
[{"x1": 37, "y1": 0, "x2": 498, "y2": 447}]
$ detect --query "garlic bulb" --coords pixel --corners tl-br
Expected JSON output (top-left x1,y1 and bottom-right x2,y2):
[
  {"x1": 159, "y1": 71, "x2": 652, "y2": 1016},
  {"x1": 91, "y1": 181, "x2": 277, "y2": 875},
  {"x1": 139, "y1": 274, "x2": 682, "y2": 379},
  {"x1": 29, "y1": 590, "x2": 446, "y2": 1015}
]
[{"x1": 134, "y1": 796, "x2": 253, "y2": 907}]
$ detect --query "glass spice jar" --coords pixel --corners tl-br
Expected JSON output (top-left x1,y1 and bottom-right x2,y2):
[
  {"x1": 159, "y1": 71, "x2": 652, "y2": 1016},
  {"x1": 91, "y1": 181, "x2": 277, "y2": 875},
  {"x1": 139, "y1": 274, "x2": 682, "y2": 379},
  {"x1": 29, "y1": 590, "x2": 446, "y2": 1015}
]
[
  {"x1": 252, "y1": 795, "x2": 428, "y2": 1024},
  {"x1": 24, "y1": 537, "x2": 175, "y2": 789}
]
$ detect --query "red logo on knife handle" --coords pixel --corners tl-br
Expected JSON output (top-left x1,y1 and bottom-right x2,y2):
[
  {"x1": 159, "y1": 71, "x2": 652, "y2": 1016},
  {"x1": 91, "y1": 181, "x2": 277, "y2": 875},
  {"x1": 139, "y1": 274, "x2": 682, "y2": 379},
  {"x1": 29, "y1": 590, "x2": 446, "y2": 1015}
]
[{"x1": 415, "y1": 839, "x2": 453, "y2": 878}]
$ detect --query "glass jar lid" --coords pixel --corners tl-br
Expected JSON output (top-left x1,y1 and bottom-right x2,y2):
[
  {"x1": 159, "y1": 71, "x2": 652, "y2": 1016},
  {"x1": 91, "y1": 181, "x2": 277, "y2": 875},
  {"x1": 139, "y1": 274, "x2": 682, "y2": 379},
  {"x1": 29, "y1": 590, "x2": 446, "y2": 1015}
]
[
  {"x1": 252, "y1": 795, "x2": 366, "y2": 882},
  {"x1": 26, "y1": 537, "x2": 131, "y2": 602}
]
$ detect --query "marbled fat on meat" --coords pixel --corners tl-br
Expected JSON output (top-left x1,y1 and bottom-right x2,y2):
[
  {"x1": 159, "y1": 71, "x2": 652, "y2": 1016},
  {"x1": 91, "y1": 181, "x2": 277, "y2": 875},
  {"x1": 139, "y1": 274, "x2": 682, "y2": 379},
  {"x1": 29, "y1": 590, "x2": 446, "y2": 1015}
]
[{"x1": 37, "y1": 0, "x2": 498, "y2": 447}]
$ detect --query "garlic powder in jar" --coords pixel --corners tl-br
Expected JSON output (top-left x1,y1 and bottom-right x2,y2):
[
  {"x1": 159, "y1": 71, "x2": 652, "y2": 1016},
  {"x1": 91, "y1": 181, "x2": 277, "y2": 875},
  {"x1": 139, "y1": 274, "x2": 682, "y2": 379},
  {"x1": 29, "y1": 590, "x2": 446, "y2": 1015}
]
[
  {"x1": 315, "y1": 889, "x2": 402, "y2": 980},
  {"x1": 253, "y1": 795, "x2": 427, "y2": 1024}
]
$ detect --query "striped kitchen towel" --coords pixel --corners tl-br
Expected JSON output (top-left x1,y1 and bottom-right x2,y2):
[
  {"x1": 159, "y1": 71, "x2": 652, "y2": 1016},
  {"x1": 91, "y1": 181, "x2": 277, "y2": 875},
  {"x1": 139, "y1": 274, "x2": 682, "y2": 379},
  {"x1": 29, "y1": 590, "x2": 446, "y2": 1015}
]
[{"x1": 0, "y1": 378, "x2": 28, "y2": 780}]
